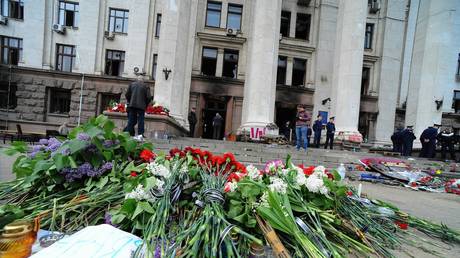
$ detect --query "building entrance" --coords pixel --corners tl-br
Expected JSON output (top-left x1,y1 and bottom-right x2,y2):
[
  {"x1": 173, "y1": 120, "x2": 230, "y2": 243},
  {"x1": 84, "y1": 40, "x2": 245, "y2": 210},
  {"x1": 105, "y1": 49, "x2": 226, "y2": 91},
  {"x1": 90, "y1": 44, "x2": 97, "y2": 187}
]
[
  {"x1": 202, "y1": 95, "x2": 227, "y2": 139},
  {"x1": 275, "y1": 103, "x2": 298, "y2": 140}
]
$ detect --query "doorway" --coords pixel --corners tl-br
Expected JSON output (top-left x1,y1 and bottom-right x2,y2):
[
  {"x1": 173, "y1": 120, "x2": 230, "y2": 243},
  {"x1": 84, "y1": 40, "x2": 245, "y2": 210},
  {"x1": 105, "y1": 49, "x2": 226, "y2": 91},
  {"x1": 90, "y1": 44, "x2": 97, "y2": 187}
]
[
  {"x1": 275, "y1": 103, "x2": 297, "y2": 140},
  {"x1": 202, "y1": 95, "x2": 227, "y2": 139}
]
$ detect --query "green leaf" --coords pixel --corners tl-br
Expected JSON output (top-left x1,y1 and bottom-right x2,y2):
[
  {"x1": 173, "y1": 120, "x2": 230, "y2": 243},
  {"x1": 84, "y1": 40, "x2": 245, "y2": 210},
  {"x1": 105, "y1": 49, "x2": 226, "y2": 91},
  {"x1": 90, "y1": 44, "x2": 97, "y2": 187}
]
[
  {"x1": 110, "y1": 214, "x2": 126, "y2": 224},
  {"x1": 132, "y1": 203, "x2": 144, "y2": 219},
  {"x1": 67, "y1": 140, "x2": 88, "y2": 154},
  {"x1": 53, "y1": 154, "x2": 69, "y2": 171},
  {"x1": 4, "y1": 141, "x2": 28, "y2": 155},
  {"x1": 85, "y1": 126, "x2": 104, "y2": 138},
  {"x1": 68, "y1": 156, "x2": 78, "y2": 168},
  {"x1": 97, "y1": 176, "x2": 109, "y2": 189},
  {"x1": 121, "y1": 199, "x2": 137, "y2": 214},
  {"x1": 138, "y1": 201, "x2": 155, "y2": 214},
  {"x1": 33, "y1": 160, "x2": 53, "y2": 174}
]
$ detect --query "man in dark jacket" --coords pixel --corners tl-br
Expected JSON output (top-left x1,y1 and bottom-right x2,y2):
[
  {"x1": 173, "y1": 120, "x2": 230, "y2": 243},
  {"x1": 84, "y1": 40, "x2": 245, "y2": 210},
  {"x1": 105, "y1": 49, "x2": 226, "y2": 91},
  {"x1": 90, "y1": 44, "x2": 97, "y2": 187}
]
[
  {"x1": 420, "y1": 124, "x2": 440, "y2": 158},
  {"x1": 437, "y1": 128, "x2": 456, "y2": 160},
  {"x1": 212, "y1": 113, "x2": 224, "y2": 140},
  {"x1": 124, "y1": 78, "x2": 152, "y2": 136},
  {"x1": 391, "y1": 129, "x2": 403, "y2": 154},
  {"x1": 188, "y1": 107, "x2": 197, "y2": 137},
  {"x1": 324, "y1": 117, "x2": 335, "y2": 149},
  {"x1": 401, "y1": 126, "x2": 416, "y2": 156},
  {"x1": 306, "y1": 124, "x2": 312, "y2": 147},
  {"x1": 312, "y1": 115, "x2": 323, "y2": 148}
]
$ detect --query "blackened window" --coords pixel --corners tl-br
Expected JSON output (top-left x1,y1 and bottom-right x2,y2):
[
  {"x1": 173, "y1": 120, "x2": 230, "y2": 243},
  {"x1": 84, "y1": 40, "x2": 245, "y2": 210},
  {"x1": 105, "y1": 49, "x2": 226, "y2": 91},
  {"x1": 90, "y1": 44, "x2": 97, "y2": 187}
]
[
  {"x1": 155, "y1": 14, "x2": 161, "y2": 37},
  {"x1": 1, "y1": 36, "x2": 22, "y2": 65},
  {"x1": 227, "y1": 4, "x2": 242, "y2": 30},
  {"x1": 456, "y1": 53, "x2": 460, "y2": 75},
  {"x1": 105, "y1": 50, "x2": 125, "y2": 76},
  {"x1": 109, "y1": 8, "x2": 129, "y2": 33},
  {"x1": 99, "y1": 93, "x2": 120, "y2": 114},
  {"x1": 0, "y1": 81, "x2": 17, "y2": 109},
  {"x1": 222, "y1": 49, "x2": 238, "y2": 79},
  {"x1": 364, "y1": 23, "x2": 374, "y2": 49},
  {"x1": 206, "y1": 2, "x2": 221, "y2": 28},
  {"x1": 55, "y1": 44, "x2": 75, "y2": 72},
  {"x1": 361, "y1": 67, "x2": 370, "y2": 95},
  {"x1": 49, "y1": 88, "x2": 71, "y2": 114},
  {"x1": 280, "y1": 11, "x2": 291, "y2": 37},
  {"x1": 292, "y1": 58, "x2": 306, "y2": 86},
  {"x1": 58, "y1": 1, "x2": 79, "y2": 27},
  {"x1": 277, "y1": 56, "x2": 287, "y2": 85},
  {"x1": 453, "y1": 90, "x2": 460, "y2": 113},
  {"x1": 295, "y1": 13, "x2": 311, "y2": 40},
  {"x1": 201, "y1": 47, "x2": 217, "y2": 76},
  {"x1": 152, "y1": 54, "x2": 158, "y2": 80},
  {"x1": 1, "y1": 0, "x2": 23, "y2": 19}
]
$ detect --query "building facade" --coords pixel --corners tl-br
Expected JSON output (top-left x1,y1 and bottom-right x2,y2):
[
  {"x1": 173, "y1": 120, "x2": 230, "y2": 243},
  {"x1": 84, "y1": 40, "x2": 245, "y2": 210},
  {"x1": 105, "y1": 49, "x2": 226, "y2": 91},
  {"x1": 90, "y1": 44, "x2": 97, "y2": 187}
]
[{"x1": 0, "y1": 0, "x2": 459, "y2": 143}]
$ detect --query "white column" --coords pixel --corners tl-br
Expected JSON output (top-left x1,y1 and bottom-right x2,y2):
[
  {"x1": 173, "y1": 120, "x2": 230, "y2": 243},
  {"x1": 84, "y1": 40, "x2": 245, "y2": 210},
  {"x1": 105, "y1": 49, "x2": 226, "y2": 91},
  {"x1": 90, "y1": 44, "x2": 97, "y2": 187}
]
[
  {"x1": 216, "y1": 49, "x2": 224, "y2": 77},
  {"x1": 289, "y1": 10, "x2": 296, "y2": 38},
  {"x1": 286, "y1": 57, "x2": 293, "y2": 86},
  {"x1": 373, "y1": 0, "x2": 407, "y2": 144},
  {"x1": 240, "y1": 0, "x2": 282, "y2": 129},
  {"x1": 154, "y1": 0, "x2": 198, "y2": 126},
  {"x1": 405, "y1": 0, "x2": 460, "y2": 137},
  {"x1": 330, "y1": 0, "x2": 367, "y2": 133}
]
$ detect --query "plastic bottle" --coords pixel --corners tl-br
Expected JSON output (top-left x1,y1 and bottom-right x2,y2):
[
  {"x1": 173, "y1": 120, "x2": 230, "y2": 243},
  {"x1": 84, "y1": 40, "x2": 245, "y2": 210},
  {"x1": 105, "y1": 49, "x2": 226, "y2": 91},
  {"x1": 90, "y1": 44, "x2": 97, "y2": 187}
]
[{"x1": 337, "y1": 163, "x2": 346, "y2": 181}]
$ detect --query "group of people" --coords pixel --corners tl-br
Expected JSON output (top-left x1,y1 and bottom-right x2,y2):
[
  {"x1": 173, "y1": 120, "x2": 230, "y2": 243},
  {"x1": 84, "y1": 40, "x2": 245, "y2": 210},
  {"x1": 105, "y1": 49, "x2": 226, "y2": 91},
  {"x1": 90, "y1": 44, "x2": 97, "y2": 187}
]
[
  {"x1": 293, "y1": 105, "x2": 336, "y2": 151},
  {"x1": 188, "y1": 108, "x2": 224, "y2": 140},
  {"x1": 392, "y1": 123, "x2": 459, "y2": 161}
]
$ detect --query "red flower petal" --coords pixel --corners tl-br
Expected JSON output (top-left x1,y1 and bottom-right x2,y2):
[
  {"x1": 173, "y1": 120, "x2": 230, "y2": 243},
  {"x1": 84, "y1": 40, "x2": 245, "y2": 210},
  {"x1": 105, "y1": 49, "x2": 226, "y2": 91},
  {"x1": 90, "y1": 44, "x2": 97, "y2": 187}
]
[
  {"x1": 140, "y1": 149, "x2": 155, "y2": 162},
  {"x1": 130, "y1": 171, "x2": 138, "y2": 177}
]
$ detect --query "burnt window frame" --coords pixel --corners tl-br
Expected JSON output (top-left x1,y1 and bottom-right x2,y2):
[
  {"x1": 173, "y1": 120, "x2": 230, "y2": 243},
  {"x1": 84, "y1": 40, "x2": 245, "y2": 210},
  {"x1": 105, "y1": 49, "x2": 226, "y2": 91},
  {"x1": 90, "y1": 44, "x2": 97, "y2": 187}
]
[
  {"x1": 361, "y1": 67, "x2": 371, "y2": 96},
  {"x1": 222, "y1": 49, "x2": 239, "y2": 79},
  {"x1": 105, "y1": 49, "x2": 125, "y2": 77},
  {"x1": 0, "y1": 81, "x2": 17, "y2": 109},
  {"x1": 1, "y1": 35, "x2": 23, "y2": 65},
  {"x1": 108, "y1": 8, "x2": 129, "y2": 34},
  {"x1": 456, "y1": 53, "x2": 460, "y2": 76},
  {"x1": 48, "y1": 88, "x2": 71, "y2": 114},
  {"x1": 277, "y1": 56, "x2": 287, "y2": 85},
  {"x1": 201, "y1": 47, "x2": 218, "y2": 77},
  {"x1": 1, "y1": 0, "x2": 23, "y2": 20},
  {"x1": 152, "y1": 54, "x2": 158, "y2": 80},
  {"x1": 205, "y1": 1, "x2": 221, "y2": 28},
  {"x1": 292, "y1": 58, "x2": 307, "y2": 87},
  {"x1": 364, "y1": 23, "x2": 374, "y2": 49},
  {"x1": 280, "y1": 11, "x2": 291, "y2": 37},
  {"x1": 155, "y1": 13, "x2": 162, "y2": 38},
  {"x1": 226, "y1": 4, "x2": 242, "y2": 31},
  {"x1": 55, "y1": 44, "x2": 76, "y2": 72},
  {"x1": 58, "y1": 1, "x2": 79, "y2": 28},
  {"x1": 295, "y1": 13, "x2": 311, "y2": 41}
]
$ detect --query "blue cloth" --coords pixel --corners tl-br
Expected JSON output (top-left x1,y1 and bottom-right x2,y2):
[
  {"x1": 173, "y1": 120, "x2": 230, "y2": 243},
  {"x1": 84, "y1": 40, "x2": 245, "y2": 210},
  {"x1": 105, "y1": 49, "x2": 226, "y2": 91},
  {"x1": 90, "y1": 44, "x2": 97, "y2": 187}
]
[
  {"x1": 124, "y1": 108, "x2": 145, "y2": 136},
  {"x1": 313, "y1": 120, "x2": 323, "y2": 134},
  {"x1": 420, "y1": 127, "x2": 438, "y2": 158},
  {"x1": 296, "y1": 126, "x2": 308, "y2": 150},
  {"x1": 326, "y1": 122, "x2": 335, "y2": 135}
]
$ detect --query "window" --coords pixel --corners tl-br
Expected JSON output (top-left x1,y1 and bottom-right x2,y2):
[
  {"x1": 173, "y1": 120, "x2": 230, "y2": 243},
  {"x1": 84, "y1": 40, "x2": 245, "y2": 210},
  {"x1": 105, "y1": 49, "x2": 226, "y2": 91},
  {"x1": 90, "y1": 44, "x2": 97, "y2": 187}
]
[
  {"x1": 152, "y1": 54, "x2": 157, "y2": 80},
  {"x1": 49, "y1": 88, "x2": 71, "y2": 114},
  {"x1": 456, "y1": 53, "x2": 460, "y2": 75},
  {"x1": 292, "y1": 58, "x2": 306, "y2": 86},
  {"x1": 98, "y1": 93, "x2": 121, "y2": 114},
  {"x1": 201, "y1": 47, "x2": 217, "y2": 76},
  {"x1": 105, "y1": 50, "x2": 125, "y2": 76},
  {"x1": 155, "y1": 14, "x2": 161, "y2": 37},
  {"x1": 227, "y1": 4, "x2": 242, "y2": 30},
  {"x1": 55, "y1": 44, "x2": 75, "y2": 72},
  {"x1": 277, "y1": 56, "x2": 287, "y2": 85},
  {"x1": 453, "y1": 90, "x2": 460, "y2": 113},
  {"x1": 222, "y1": 49, "x2": 238, "y2": 79},
  {"x1": 108, "y1": 8, "x2": 129, "y2": 33},
  {"x1": 1, "y1": 36, "x2": 22, "y2": 65},
  {"x1": 280, "y1": 11, "x2": 291, "y2": 37},
  {"x1": 1, "y1": 0, "x2": 23, "y2": 19},
  {"x1": 364, "y1": 23, "x2": 374, "y2": 49},
  {"x1": 206, "y1": 1, "x2": 221, "y2": 28},
  {"x1": 0, "y1": 81, "x2": 17, "y2": 109},
  {"x1": 295, "y1": 13, "x2": 311, "y2": 40},
  {"x1": 58, "y1": 1, "x2": 79, "y2": 27},
  {"x1": 361, "y1": 67, "x2": 370, "y2": 95}
]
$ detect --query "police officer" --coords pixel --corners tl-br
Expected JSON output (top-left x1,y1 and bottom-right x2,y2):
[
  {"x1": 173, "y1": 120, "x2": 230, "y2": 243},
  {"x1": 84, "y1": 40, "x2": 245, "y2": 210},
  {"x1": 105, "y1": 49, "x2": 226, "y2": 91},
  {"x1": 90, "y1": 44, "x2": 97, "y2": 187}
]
[
  {"x1": 312, "y1": 115, "x2": 323, "y2": 148},
  {"x1": 391, "y1": 128, "x2": 403, "y2": 154},
  {"x1": 401, "y1": 126, "x2": 416, "y2": 156},
  {"x1": 437, "y1": 128, "x2": 456, "y2": 161},
  {"x1": 324, "y1": 117, "x2": 336, "y2": 149},
  {"x1": 420, "y1": 123, "x2": 440, "y2": 158}
]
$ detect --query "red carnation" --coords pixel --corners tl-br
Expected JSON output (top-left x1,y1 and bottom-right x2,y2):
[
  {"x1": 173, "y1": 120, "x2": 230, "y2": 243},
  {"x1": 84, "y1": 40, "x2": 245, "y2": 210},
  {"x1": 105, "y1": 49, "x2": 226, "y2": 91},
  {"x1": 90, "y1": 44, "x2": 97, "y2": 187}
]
[
  {"x1": 212, "y1": 156, "x2": 225, "y2": 166},
  {"x1": 130, "y1": 171, "x2": 138, "y2": 177},
  {"x1": 202, "y1": 151, "x2": 213, "y2": 160},
  {"x1": 169, "y1": 147, "x2": 184, "y2": 157},
  {"x1": 140, "y1": 149, "x2": 155, "y2": 162},
  {"x1": 303, "y1": 166, "x2": 315, "y2": 176},
  {"x1": 223, "y1": 152, "x2": 236, "y2": 163},
  {"x1": 346, "y1": 190, "x2": 353, "y2": 196}
]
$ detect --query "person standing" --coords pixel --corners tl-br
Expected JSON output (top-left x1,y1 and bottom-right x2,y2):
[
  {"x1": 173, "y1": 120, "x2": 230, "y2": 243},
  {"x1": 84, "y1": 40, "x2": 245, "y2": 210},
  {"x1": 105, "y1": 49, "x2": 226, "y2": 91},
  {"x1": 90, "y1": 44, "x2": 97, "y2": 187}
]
[
  {"x1": 295, "y1": 105, "x2": 310, "y2": 151},
  {"x1": 401, "y1": 126, "x2": 416, "y2": 156},
  {"x1": 312, "y1": 115, "x2": 323, "y2": 148},
  {"x1": 306, "y1": 124, "x2": 312, "y2": 147},
  {"x1": 324, "y1": 117, "x2": 336, "y2": 149},
  {"x1": 420, "y1": 123, "x2": 440, "y2": 158},
  {"x1": 188, "y1": 107, "x2": 197, "y2": 137},
  {"x1": 124, "y1": 76, "x2": 152, "y2": 137},
  {"x1": 437, "y1": 128, "x2": 456, "y2": 161},
  {"x1": 212, "y1": 113, "x2": 224, "y2": 140},
  {"x1": 391, "y1": 129, "x2": 403, "y2": 154}
]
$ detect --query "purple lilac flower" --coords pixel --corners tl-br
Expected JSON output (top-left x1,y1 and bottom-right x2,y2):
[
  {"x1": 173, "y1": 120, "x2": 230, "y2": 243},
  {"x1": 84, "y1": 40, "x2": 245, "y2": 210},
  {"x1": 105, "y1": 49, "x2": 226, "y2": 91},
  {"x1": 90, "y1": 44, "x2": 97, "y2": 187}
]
[
  {"x1": 61, "y1": 148, "x2": 71, "y2": 156},
  {"x1": 78, "y1": 162, "x2": 94, "y2": 176},
  {"x1": 29, "y1": 145, "x2": 45, "y2": 158},
  {"x1": 46, "y1": 138, "x2": 62, "y2": 152},
  {"x1": 76, "y1": 133, "x2": 91, "y2": 141},
  {"x1": 103, "y1": 140, "x2": 114, "y2": 148},
  {"x1": 85, "y1": 144, "x2": 98, "y2": 154},
  {"x1": 39, "y1": 139, "x2": 49, "y2": 145}
]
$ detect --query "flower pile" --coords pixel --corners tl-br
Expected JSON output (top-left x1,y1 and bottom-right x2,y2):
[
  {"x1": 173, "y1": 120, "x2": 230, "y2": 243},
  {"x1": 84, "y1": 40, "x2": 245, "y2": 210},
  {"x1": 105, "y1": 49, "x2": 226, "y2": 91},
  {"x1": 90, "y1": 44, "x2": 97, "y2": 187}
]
[{"x1": 107, "y1": 102, "x2": 170, "y2": 116}]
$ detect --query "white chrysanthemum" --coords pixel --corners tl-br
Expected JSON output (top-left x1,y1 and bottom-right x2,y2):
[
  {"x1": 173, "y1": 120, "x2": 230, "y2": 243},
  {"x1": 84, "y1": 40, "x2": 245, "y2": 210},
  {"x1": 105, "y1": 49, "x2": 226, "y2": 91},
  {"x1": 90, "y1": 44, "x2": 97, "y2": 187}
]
[
  {"x1": 295, "y1": 170, "x2": 308, "y2": 186},
  {"x1": 246, "y1": 165, "x2": 262, "y2": 180},
  {"x1": 280, "y1": 168, "x2": 290, "y2": 176},
  {"x1": 305, "y1": 176, "x2": 329, "y2": 195},
  {"x1": 125, "y1": 184, "x2": 151, "y2": 201},
  {"x1": 147, "y1": 162, "x2": 171, "y2": 179},
  {"x1": 319, "y1": 186, "x2": 329, "y2": 195},
  {"x1": 268, "y1": 177, "x2": 287, "y2": 194},
  {"x1": 313, "y1": 166, "x2": 326, "y2": 174}
]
